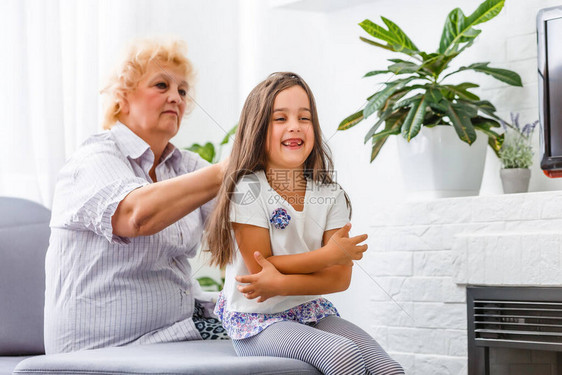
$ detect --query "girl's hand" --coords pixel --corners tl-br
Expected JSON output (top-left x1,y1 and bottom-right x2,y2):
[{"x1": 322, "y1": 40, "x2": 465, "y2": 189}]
[
  {"x1": 235, "y1": 252, "x2": 285, "y2": 302},
  {"x1": 325, "y1": 223, "x2": 368, "y2": 266}
]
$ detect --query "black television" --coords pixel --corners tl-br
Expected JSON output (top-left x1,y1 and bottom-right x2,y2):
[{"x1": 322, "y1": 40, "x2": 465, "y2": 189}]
[{"x1": 538, "y1": 6, "x2": 562, "y2": 178}]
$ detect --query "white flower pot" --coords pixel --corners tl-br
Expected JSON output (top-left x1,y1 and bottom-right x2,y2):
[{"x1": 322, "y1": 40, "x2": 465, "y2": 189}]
[
  {"x1": 500, "y1": 168, "x2": 531, "y2": 194},
  {"x1": 397, "y1": 125, "x2": 488, "y2": 199}
]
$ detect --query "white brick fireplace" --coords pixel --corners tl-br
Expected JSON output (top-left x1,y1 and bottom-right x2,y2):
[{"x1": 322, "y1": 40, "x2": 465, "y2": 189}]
[{"x1": 363, "y1": 192, "x2": 562, "y2": 374}]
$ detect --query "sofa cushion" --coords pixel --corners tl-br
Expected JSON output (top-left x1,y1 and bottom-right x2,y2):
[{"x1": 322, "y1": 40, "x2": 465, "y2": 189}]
[
  {"x1": 0, "y1": 356, "x2": 31, "y2": 375},
  {"x1": 13, "y1": 341, "x2": 321, "y2": 374},
  {"x1": 0, "y1": 197, "x2": 50, "y2": 355}
]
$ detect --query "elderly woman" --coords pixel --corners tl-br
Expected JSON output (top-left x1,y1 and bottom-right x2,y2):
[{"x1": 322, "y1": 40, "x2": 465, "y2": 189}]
[{"x1": 44, "y1": 38, "x2": 229, "y2": 353}]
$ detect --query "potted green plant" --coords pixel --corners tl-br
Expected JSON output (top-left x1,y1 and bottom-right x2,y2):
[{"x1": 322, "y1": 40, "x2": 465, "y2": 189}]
[
  {"x1": 499, "y1": 113, "x2": 538, "y2": 194},
  {"x1": 338, "y1": 0, "x2": 523, "y2": 198},
  {"x1": 185, "y1": 124, "x2": 237, "y2": 163}
]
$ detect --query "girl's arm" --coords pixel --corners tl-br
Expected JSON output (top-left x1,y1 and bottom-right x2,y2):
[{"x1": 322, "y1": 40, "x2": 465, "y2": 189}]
[
  {"x1": 237, "y1": 252, "x2": 352, "y2": 302},
  {"x1": 235, "y1": 227, "x2": 355, "y2": 301},
  {"x1": 232, "y1": 223, "x2": 367, "y2": 275},
  {"x1": 112, "y1": 159, "x2": 227, "y2": 237}
]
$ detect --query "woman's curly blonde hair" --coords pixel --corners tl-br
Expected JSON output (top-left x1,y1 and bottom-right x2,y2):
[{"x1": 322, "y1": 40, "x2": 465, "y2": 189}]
[{"x1": 101, "y1": 37, "x2": 195, "y2": 130}]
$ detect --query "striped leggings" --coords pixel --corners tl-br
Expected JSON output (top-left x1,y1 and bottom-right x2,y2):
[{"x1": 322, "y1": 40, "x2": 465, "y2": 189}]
[{"x1": 232, "y1": 316, "x2": 404, "y2": 375}]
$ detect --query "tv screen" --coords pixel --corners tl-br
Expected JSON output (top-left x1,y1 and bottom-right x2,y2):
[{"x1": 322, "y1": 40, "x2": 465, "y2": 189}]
[{"x1": 538, "y1": 6, "x2": 562, "y2": 177}]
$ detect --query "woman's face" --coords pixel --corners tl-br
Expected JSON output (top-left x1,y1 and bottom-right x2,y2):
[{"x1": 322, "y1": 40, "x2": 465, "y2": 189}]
[
  {"x1": 122, "y1": 62, "x2": 188, "y2": 141},
  {"x1": 265, "y1": 85, "x2": 315, "y2": 171}
]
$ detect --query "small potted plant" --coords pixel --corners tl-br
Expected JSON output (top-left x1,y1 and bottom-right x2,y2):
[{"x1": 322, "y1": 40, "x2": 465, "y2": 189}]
[{"x1": 499, "y1": 113, "x2": 538, "y2": 194}]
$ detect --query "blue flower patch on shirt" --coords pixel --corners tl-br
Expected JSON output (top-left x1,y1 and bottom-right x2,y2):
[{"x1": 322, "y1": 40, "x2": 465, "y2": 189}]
[{"x1": 270, "y1": 208, "x2": 291, "y2": 229}]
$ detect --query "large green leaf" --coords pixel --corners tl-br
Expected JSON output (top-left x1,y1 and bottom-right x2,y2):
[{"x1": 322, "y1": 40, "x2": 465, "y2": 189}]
[
  {"x1": 363, "y1": 107, "x2": 394, "y2": 143},
  {"x1": 360, "y1": 36, "x2": 396, "y2": 52},
  {"x1": 363, "y1": 77, "x2": 416, "y2": 119},
  {"x1": 359, "y1": 19, "x2": 419, "y2": 56},
  {"x1": 338, "y1": 110, "x2": 364, "y2": 130},
  {"x1": 370, "y1": 137, "x2": 390, "y2": 162},
  {"x1": 364, "y1": 90, "x2": 412, "y2": 142},
  {"x1": 455, "y1": 82, "x2": 479, "y2": 90},
  {"x1": 426, "y1": 87, "x2": 443, "y2": 103},
  {"x1": 473, "y1": 100, "x2": 496, "y2": 114},
  {"x1": 369, "y1": 110, "x2": 408, "y2": 162},
  {"x1": 367, "y1": 82, "x2": 426, "y2": 104},
  {"x1": 428, "y1": 100, "x2": 448, "y2": 114},
  {"x1": 423, "y1": 112, "x2": 446, "y2": 127},
  {"x1": 472, "y1": 116, "x2": 501, "y2": 131},
  {"x1": 473, "y1": 116, "x2": 503, "y2": 155},
  {"x1": 392, "y1": 93, "x2": 423, "y2": 110},
  {"x1": 457, "y1": 99, "x2": 500, "y2": 120},
  {"x1": 489, "y1": 133, "x2": 504, "y2": 157},
  {"x1": 439, "y1": 8, "x2": 467, "y2": 54},
  {"x1": 381, "y1": 16, "x2": 420, "y2": 51},
  {"x1": 401, "y1": 95, "x2": 427, "y2": 141},
  {"x1": 388, "y1": 62, "x2": 421, "y2": 75},
  {"x1": 420, "y1": 52, "x2": 439, "y2": 62},
  {"x1": 197, "y1": 276, "x2": 223, "y2": 291},
  {"x1": 466, "y1": 0, "x2": 505, "y2": 26},
  {"x1": 364, "y1": 70, "x2": 390, "y2": 77},
  {"x1": 426, "y1": 87, "x2": 447, "y2": 113},
  {"x1": 441, "y1": 83, "x2": 480, "y2": 101},
  {"x1": 220, "y1": 124, "x2": 238, "y2": 145},
  {"x1": 443, "y1": 101, "x2": 477, "y2": 144},
  {"x1": 372, "y1": 110, "x2": 409, "y2": 142},
  {"x1": 438, "y1": 0, "x2": 504, "y2": 55},
  {"x1": 458, "y1": 28, "x2": 481, "y2": 44},
  {"x1": 186, "y1": 142, "x2": 216, "y2": 163},
  {"x1": 421, "y1": 50, "x2": 461, "y2": 76},
  {"x1": 380, "y1": 89, "x2": 410, "y2": 112},
  {"x1": 455, "y1": 62, "x2": 522, "y2": 86},
  {"x1": 453, "y1": 100, "x2": 478, "y2": 118}
]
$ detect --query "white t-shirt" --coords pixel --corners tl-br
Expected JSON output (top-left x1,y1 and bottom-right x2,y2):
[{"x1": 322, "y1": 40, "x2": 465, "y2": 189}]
[{"x1": 222, "y1": 170, "x2": 350, "y2": 314}]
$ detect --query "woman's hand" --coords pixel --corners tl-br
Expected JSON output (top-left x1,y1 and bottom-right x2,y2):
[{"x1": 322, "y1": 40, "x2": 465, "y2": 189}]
[
  {"x1": 236, "y1": 252, "x2": 285, "y2": 302},
  {"x1": 324, "y1": 223, "x2": 368, "y2": 266}
]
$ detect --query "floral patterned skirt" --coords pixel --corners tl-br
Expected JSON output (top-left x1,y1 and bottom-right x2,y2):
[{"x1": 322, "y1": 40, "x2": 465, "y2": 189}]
[{"x1": 214, "y1": 293, "x2": 340, "y2": 340}]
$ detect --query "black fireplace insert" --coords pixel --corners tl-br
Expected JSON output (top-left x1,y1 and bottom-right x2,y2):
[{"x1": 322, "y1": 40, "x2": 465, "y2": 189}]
[{"x1": 467, "y1": 286, "x2": 562, "y2": 374}]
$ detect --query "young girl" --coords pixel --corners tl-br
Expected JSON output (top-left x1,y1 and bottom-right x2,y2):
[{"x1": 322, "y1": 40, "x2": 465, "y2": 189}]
[{"x1": 206, "y1": 72, "x2": 404, "y2": 375}]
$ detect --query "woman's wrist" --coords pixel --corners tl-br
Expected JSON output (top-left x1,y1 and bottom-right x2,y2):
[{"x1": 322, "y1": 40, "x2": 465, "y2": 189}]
[
  {"x1": 213, "y1": 163, "x2": 223, "y2": 188},
  {"x1": 215, "y1": 157, "x2": 229, "y2": 187}
]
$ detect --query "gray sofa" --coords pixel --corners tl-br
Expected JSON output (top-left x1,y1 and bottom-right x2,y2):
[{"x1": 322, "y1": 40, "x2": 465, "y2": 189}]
[{"x1": 0, "y1": 197, "x2": 320, "y2": 375}]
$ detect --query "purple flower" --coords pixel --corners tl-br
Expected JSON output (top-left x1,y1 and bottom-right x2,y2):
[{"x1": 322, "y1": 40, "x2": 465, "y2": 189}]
[
  {"x1": 503, "y1": 112, "x2": 538, "y2": 140},
  {"x1": 270, "y1": 208, "x2": 291, "y2": 229}
]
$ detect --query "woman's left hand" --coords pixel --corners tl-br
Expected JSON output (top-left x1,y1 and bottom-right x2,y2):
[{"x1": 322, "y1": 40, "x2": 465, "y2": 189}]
[{"x1": 236, "y1": 252, "x2": 285, "y2": 302}]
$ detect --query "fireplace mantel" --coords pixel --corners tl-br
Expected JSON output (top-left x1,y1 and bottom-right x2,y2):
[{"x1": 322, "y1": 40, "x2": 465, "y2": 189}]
[
  {"x1": 453, "y1": 231, "x2": 562, "y2": 287},
  {"x1": 365, "y1": 191, "x2": 562, "y2": 374}
]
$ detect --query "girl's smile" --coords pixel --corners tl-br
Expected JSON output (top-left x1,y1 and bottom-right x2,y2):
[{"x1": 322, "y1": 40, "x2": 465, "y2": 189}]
[
  {"x1": 266, "y1": 85, "x2": 314, "y2": 171},
  {"x1": 281, "y1": 137, "x2": 304, "y2": 149}
]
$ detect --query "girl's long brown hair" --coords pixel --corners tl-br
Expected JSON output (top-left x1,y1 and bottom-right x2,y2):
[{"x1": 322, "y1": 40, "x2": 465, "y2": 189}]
[{"x1": 206, "y1": 72, "x2": 338, "y2": 268}]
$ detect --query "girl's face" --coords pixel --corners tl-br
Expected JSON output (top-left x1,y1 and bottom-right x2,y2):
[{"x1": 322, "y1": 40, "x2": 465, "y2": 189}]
[
  {"x1": 265, "y1": 85, "x2": 315, "y2": 171},
  {"x1": 121, "y1": 62, "x2": 188, "y2": 141}
]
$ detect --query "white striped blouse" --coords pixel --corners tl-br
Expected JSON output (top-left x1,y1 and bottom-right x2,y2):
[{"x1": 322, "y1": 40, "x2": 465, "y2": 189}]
[{"x1": 44, "y1": 123, "x2": 214, "y2": 354}]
